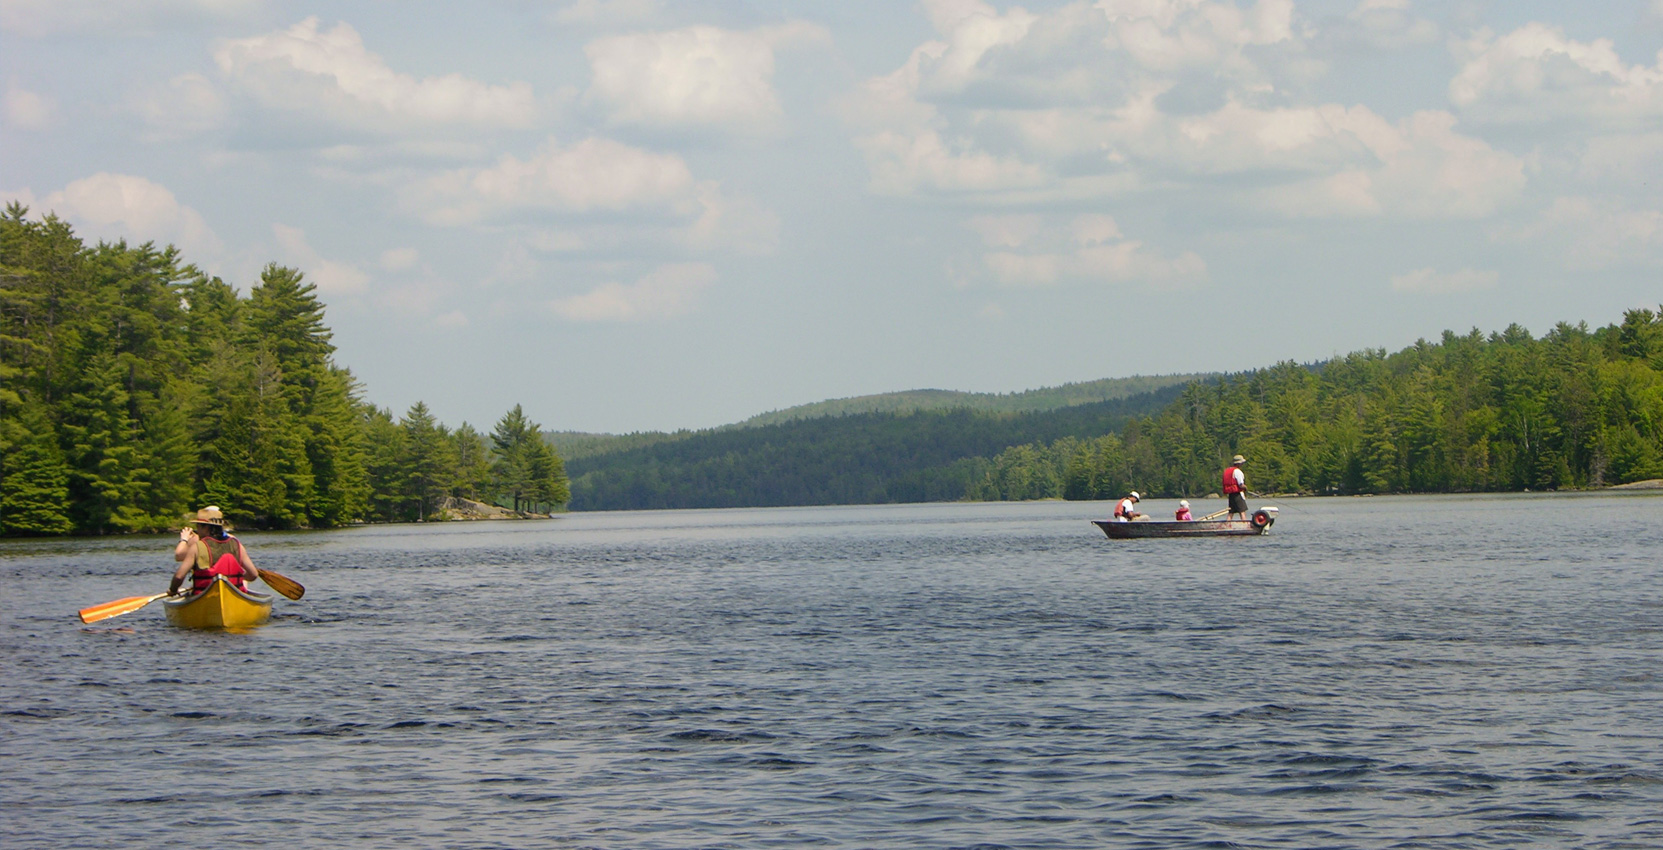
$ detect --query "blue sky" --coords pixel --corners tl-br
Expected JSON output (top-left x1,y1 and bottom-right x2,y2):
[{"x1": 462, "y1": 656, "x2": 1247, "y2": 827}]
[{"x1": 5, "y1": 0, "x2": 1662, "y2": 432}]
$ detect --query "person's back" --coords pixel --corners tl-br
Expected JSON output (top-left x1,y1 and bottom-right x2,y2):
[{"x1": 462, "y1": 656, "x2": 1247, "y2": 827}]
[
  {"x1": 170, "y1": 506, "x2": 260, "y2": 596},
  {"x1": 1175, "y1": 500, "x2": 1192, "y2": 521}
]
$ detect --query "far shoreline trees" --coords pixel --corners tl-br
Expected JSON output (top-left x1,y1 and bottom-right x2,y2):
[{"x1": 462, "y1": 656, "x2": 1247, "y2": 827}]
[{"x1": 0, "y1": 205, "x2": 568, "y2": 536}]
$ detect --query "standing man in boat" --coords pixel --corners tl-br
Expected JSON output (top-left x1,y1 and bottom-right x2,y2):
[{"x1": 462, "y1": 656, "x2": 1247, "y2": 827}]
[
  {"x1": 169, "y1": 506, "x2": 260, "y2": 596},
  {"x1": 1113, "y1": 491, "x2": 1143, "y2": 522},
  {"x1": 1223, "y1": 455, "x2": 1248, "y2": 521}
]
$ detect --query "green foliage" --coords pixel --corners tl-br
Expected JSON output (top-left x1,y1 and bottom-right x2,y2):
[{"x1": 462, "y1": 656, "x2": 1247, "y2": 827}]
[
  {"x1": 734, "y1": 374, "x2": 1211, "y2": 428},
  {"x1": 984, "y1": 314, "x2": 1663, "y2": 501},
  {"x1": 567, "y1": 390, "x2": 1186, "y2": 510}
]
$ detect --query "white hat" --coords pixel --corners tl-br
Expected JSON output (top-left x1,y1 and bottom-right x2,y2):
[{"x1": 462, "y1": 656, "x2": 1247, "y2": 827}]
[
  {"x1": 1129, "y1": 491, "x2": 1140, "y2": 501},
  {"x1": 1179, "y1": 499, "x2": 1189, "y2": 507}
]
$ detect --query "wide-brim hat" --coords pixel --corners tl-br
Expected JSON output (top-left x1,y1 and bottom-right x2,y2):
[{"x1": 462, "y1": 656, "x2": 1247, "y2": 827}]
[
  {"x1": 1232, "y1": 454, "x2": 1246, "y2": 465},
  {"x1": 193, "y1": 506, "x2": 225, "y2": 526}
]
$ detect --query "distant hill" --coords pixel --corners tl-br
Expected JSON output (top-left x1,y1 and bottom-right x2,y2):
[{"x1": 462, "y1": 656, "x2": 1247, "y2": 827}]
[
  {"x1": 549, "y1": 373, "x2": 1212, "y2": 463},
  {"x1": 735, "y1": 373, "x2": 1209, "y2": 427},
  {"x1": 565, "y1": 384, "x2": 1195, "y2": 511}
]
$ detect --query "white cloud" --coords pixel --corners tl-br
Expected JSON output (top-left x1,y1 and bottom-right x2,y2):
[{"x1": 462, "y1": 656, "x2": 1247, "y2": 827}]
[
  {"x1": 4, "y1": 80, "x2": 55, "y2": 129},
  {"x1": 857, "y1": 129, "x2": 1050, "y2": 195},
  {"x1": 1257, "y1": 109, "x2": 1526, "y2": 218},
  {"x1": 553, "y1": 0, "x2": 659, "y2": 26},
  {"x1": 1, "y1": 0, "x2": 259, "y2": 37},
  {"x1": 1497, "y1": 197, "x2": 1663, "y2": 270},
  {"x1": 1096, "y1": 0, "x2": 1298, "y2": 72},
  {"x1": 971, "y1": 213, "x2": 1205, "y2": 287},
  {"x1": 379, "y1": 247, "x2": 419, "y2": 271},
  {"x1": 550, "y1": 262, "x2": 716, "y2": 322},
  {"x1": 214, "y1": 17, "x2": 537, "y2": 133},
  {"x1": 680, "y1": 183, "x2": 779, "y2": 254},
  {"x1": 1334, "y1": 0, "x2": 1438, "y2": 49},
  {"x1": 414, "y1": 136, "x2": 696, "y2": 225},
  {"x1": 37, "y1": 173, "x2": 222, "y2": 257},
  {"x1": 134, "y1": 72, "x2": 226, "y2": 139},
  {"x1": 584, "y1": 23, "x2": 828, "y2": 131},
  {"x1": 1450, "y1": 23, "x2": 1663, "y2": 128},
  {"x1": 1390, "y1": 267, "x2": 1499, "y2": 294},
  {"x1": 272, "y1": 223, "x2": 369, "y2": 294}
]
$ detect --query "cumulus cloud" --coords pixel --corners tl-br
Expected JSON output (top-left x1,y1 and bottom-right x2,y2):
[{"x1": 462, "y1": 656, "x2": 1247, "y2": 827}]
[
  {"x1": 34, "y1": 173, "x2": 222, "y2": 257},
  {"x1": 1390, "y1": 267, "x2": 1499, "y2": 294},
  {"x1": 553, "y1": 0, "x2": 659, "y2": 26},
  {"x1": 1097, "y1": 0, "x2": 1297, "y2": 72},
  {"x1": 1, "y1": 0, "x2": 259, "y2": 37},
  {"x1": 134, "y1": 72, "x2": 226, "y2": 139},
  {"x1": 1254, "y1": 109, "x2": 1526, "y2": 218},
  {"x1": 272, "y1": 223, "x2": 369, "y2": 295},
  {"x1": 1496, "y1": 197, "x2": 1663, "y2": 270},
  {"x1": 848, "y1": 1, "x2": 1516, "y2": 217},
  {"x1": 413, "y1": 136, "x2": 696, "y2": 225},
  {"x1": 4, "y1": 80, "x2": 55, "y2": 129},
  {"x1": 214, "y1": 17, "x2": 537, "y2": 133},
  {"x1": 858, "y1": 129, "x2": 1050, "y2": 195},
  {"x1": 1326, "y1": 0, "x2": 1438, "y2": 50},
  {"x1": 1450, "y1": 23, "x2": 1663, "y2": 128},
  {"x1": 584, "y1": 22, "x2": 828, "y2": 131},
  {"x1": 970, "y1": 213, "x2": 1206, "y2": 287},
  {"x1": 549, "y1": 262, "x2": 717, "y2": 321}
]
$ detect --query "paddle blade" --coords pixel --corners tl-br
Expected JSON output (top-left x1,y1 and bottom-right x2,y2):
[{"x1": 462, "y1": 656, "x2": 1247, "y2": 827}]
[
  {"x1": 260, "y1": 569, "x2": 305, "y2": 600},
  {"x1": 78, "y1": 593, "x2": 169, "y2": 624}
]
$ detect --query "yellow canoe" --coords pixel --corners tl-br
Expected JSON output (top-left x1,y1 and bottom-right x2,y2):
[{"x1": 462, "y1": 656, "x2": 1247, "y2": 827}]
[{"x1": 163, "y1": 576, "x2": 273, "y2": 629}]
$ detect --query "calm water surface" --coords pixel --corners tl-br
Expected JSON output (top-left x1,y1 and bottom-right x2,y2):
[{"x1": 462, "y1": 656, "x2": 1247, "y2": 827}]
[{"x1": 3, "y1": 494, "x2": 1662, "y2": 849}]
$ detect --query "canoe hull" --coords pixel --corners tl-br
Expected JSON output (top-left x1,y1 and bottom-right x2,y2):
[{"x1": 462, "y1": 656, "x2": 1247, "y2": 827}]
[
  {"x1": 163, "y1": 576, "x2": 272, "y2": 629},
  {"x1": 1094, "y1": 507, "x2": 1277, "y2": 539}
]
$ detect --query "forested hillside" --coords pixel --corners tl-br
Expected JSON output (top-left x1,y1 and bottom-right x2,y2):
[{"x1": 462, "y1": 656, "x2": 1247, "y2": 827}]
[
  {"x1": 566, "y1": 387, "x2": 1191, "y2": 510},
  {"x1": 0, "y1": 206, "x2": 567, "y2": 536},
  {"x1": 735, "y1": 374, "x2": 1208, "y2": 428},
  {"x1": 969, "y1": 315, "x2": 1663, "y2": 502}
]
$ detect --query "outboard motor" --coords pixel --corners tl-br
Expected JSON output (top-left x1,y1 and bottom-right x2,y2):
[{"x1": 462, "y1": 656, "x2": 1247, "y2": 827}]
[{"x1": 1251, "y1": 507, "x2": 1278, "y2": 529}]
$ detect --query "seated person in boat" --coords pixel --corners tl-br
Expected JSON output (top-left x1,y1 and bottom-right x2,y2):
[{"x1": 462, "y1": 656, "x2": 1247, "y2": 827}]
[
  {"x1": 169, "y1": 506, "x2": 261, "y2": 595},
  {"x1": 1113, "y1": 491, "x2": 1143, "y2": 522},
  {"x1": 1175, "y1": 500, "x2": 1192, "y2": 521}
]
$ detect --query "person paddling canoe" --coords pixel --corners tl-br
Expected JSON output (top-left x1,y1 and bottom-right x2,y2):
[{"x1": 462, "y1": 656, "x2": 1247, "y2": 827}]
[{"x1": 170, "y1": 506, "x2": 260, "y2": 596}]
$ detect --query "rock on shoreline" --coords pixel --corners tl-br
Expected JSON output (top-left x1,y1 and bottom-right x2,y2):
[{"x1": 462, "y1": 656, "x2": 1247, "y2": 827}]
[{"x1": 437, "y1": 496, "x2": 552, "y2": 520}]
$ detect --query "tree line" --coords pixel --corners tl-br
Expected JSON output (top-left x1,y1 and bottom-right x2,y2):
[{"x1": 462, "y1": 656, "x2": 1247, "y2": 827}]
[
  {"x1": 0, "y1": 205, "x2": 567, "y2": 536},
  {"x1": 968, "y1": 313, "x2": 1663, "y2": 501},
  {"x1": 565, "y1": 388, "x2": 1189, "y2": 510}
]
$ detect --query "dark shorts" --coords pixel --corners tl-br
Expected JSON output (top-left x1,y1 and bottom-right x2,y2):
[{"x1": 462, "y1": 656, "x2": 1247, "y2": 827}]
[{"x1": 1228, "y1": 492, "x2": 1248, "y2": 514}]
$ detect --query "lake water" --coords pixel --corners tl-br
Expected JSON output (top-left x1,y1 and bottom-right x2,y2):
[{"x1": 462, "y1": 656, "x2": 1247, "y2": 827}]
[{"x1": 3, "y1": 493, "x2": 1662, "y2": 849}]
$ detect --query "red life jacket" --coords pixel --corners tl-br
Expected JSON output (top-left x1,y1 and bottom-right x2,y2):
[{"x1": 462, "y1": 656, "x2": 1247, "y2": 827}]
[
  {"x1": 1115, "y1": 498, "x2": 1134, "y2": 518},
  {"x1": 1222, "y1": 466, "x2": 1243, "y2": 494},
  {"x1": 192, "y1": 534, "x2": 247, "y2": 591}
]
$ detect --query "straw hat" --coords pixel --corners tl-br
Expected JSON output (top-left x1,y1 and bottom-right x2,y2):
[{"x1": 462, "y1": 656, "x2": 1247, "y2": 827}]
[
  {"x1": 1231, "y1": 454, "x2": 1246, "y2": 465},
  {"x1": 193, "y1": 506, "x2": 225, "y2": 527}
]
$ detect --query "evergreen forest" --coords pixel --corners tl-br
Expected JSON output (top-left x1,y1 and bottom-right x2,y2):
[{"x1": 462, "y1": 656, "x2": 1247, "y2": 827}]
[
  {"x1": 0, "y1": 206, "x2": 568, "y2": 536},
  {"x1": 5, "y1": 206, "x2": 1661, "y2": 533},
  {"x1": 971, "y1": 315, "x2": 1663, "y2": 501}
]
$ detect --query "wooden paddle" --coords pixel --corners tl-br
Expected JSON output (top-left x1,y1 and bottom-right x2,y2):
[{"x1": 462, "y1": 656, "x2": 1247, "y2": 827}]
[
  {"x1": 78, "y1": 592, "x2": 173, "y2": 624},
  {"x1": 1199, "y1": 508, "x2": 1230, "y2": 520},
  {"x1": 259, "y1": 569, "x2": 305, "y2": 601}
]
